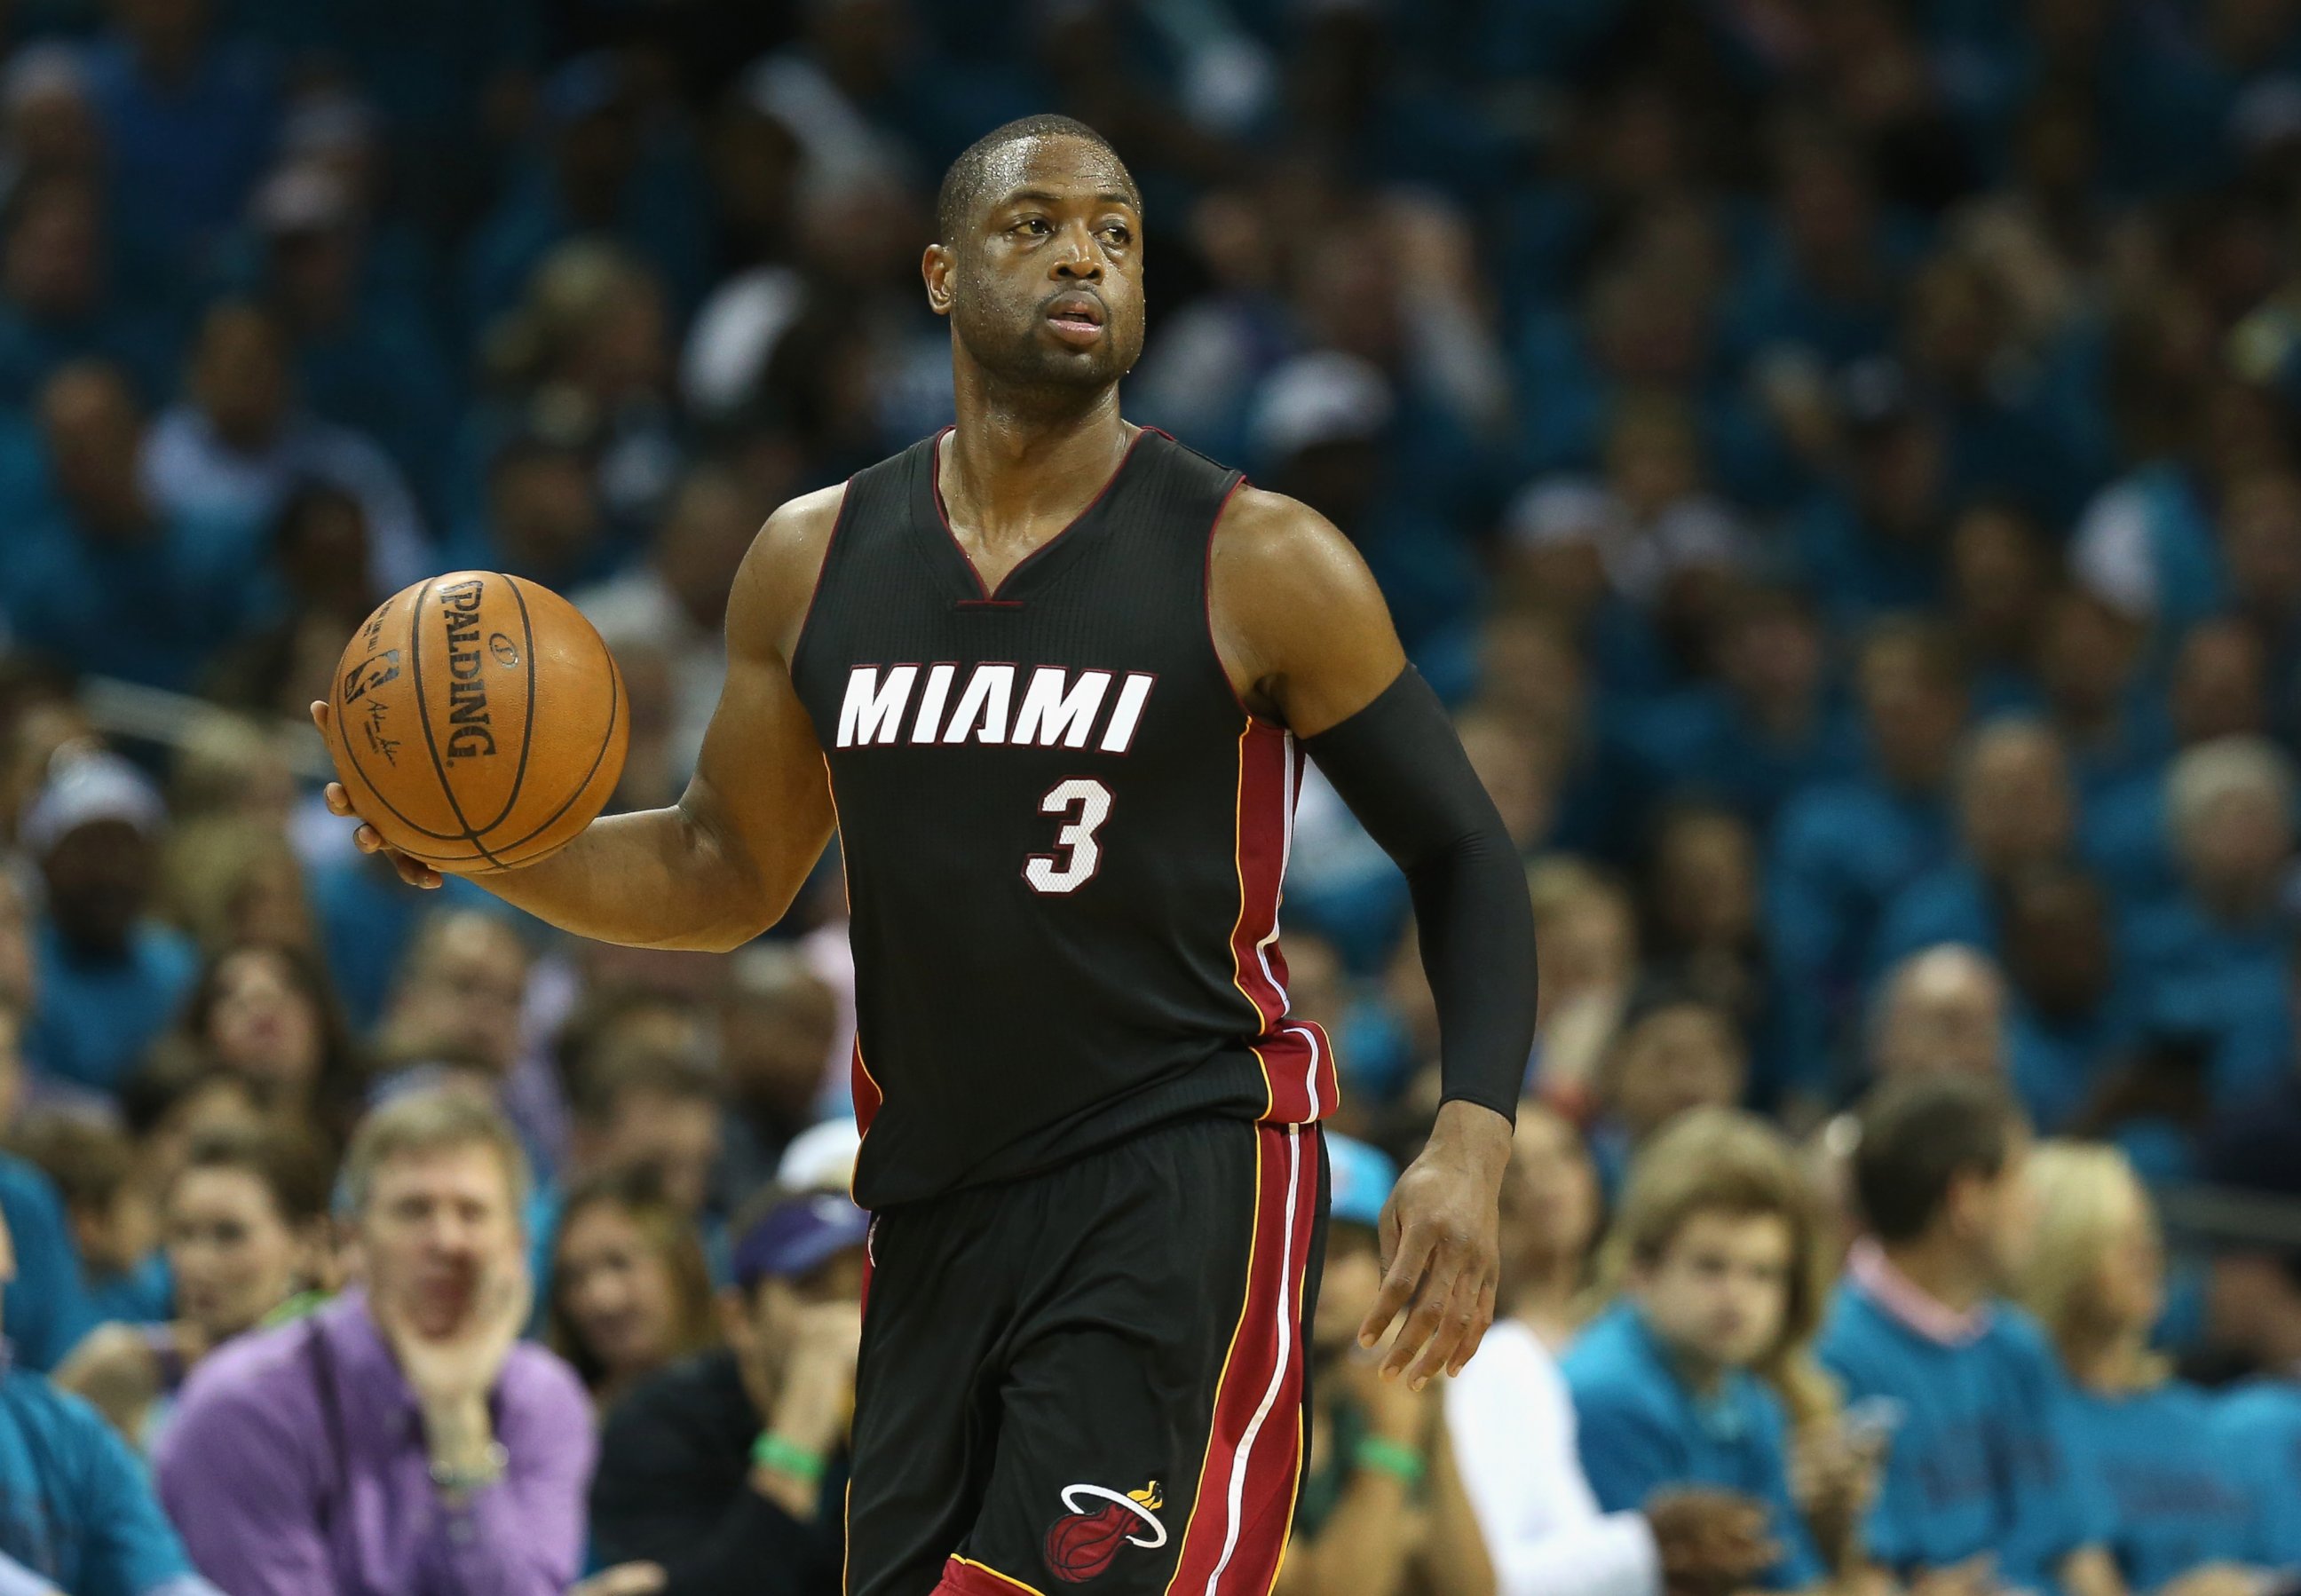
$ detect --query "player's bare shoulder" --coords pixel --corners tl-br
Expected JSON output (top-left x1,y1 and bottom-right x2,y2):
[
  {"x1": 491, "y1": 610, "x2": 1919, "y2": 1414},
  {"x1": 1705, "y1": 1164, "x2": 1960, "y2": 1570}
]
[
  {"x1": 732, "y1": 481, "x2": 850, "y2": 666},
  {"x1": 1207, "y1": 483, "x2": 1403, "y2": 731}
]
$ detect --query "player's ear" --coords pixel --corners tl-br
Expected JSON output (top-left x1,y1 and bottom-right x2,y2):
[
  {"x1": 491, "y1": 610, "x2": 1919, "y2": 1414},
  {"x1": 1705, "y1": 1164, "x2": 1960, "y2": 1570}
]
[{"x1": 922, "y1": 243, "x2": 955, "y2": 317}]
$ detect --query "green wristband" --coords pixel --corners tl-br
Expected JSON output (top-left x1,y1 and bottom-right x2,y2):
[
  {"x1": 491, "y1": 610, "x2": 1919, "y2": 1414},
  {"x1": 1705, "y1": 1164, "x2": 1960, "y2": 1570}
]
[
  {"x1": 1353, "y1": 1435, "x2": 1427, "y2": 1488},
  {"x1": 752, "y1": 1432, "x2": 826, "y2": 1484}
]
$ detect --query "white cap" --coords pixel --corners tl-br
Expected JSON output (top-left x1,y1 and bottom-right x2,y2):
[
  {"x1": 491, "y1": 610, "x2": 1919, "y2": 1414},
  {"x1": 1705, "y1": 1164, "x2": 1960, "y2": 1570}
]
[
  {"x1": 19, "y1": 747, "x2": 164, "y2": 857},
  {"x1": 775, "y1": 1118, "x2": 862, "y2": 1193},
  {"x1": 1248, "y1": 350, "x2": 1395, "y2": 463}
]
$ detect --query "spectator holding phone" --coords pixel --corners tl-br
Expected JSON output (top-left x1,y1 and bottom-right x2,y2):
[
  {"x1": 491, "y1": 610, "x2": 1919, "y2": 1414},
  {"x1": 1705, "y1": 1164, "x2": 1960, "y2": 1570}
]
[{"x1": 1819, "y1": 1076, "x2": 2120, "y2": 1596}]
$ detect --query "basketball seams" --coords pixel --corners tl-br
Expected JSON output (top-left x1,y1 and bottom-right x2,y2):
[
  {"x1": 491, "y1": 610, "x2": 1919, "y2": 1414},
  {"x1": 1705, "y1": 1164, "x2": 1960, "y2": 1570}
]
[
  {"x1": 328, "y1": 572, "x2": 628, "y2": 872},
  {"x1": 484, "y1": 648, "x2": 624, "y2": 860},
  {"x1": 464, "y1": 574, "x2": 542, "y2": 836},
  {"x1": 332, "y1": 579, "x2": 473, "y2": 847},
  {"x1": 407, "y1": 574, "x2": 511, "y2": 871}
]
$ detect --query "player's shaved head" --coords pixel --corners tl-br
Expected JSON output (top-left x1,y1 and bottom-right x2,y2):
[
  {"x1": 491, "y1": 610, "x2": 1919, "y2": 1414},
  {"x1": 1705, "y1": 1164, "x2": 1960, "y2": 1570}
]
[{"x1": 936, "y1": 114, "x2": 1137, "y2": 246}]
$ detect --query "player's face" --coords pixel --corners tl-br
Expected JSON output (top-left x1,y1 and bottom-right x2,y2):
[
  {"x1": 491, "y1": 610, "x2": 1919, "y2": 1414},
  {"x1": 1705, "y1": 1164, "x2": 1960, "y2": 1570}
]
[
  {"x1": 1634, "y1": 1209, "x2": 1793, "y2": 1373},
  {"x1": 937, "y1": 136, "x2": 1145, "y2": 395}
]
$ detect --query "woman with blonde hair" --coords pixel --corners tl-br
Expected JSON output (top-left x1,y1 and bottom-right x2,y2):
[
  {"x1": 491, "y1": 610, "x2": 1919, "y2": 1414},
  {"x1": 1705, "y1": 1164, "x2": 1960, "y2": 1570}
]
[{"x1": 2016, "y1": 1142, "x2": 2272, "y2": 1594}]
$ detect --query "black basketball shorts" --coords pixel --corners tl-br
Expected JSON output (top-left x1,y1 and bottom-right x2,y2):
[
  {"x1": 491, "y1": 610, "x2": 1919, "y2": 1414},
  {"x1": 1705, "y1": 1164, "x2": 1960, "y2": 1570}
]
[{"x1": 844, "y1": 1116, "x2": 1331, "y2": 1596}]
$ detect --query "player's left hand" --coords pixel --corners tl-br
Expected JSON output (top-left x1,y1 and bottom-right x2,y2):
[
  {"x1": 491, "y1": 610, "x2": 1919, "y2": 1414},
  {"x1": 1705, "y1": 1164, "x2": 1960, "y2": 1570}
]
[{"x1": 1357, "y1": 1099, "x2": 1512, "y2": 1388}]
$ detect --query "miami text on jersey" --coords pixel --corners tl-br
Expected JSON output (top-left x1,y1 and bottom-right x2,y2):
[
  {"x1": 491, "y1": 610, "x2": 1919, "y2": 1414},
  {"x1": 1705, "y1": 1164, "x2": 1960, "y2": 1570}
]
[{"x1": 834, "y1": 664, "x2": 1157, "y2": 752}]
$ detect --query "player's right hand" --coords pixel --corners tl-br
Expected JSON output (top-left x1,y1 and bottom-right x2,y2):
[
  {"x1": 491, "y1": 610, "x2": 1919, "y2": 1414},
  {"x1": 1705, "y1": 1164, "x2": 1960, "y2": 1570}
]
[{"x1": 309, "y1": 700, "x2": 447, "y2": 890}]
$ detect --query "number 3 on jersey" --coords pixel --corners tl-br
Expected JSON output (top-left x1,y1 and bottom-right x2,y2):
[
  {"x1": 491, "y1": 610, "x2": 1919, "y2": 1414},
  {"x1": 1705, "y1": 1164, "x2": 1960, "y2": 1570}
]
[{"x1": 1025, "y1": 778, "x2": 1111, "y2": 894}]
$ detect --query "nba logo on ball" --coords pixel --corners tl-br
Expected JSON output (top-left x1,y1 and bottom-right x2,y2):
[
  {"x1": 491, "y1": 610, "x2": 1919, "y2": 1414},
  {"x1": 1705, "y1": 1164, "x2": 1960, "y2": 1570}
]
[{"x1": 1043, "y1": 1481, "x2": 1165, "y2": 1582}]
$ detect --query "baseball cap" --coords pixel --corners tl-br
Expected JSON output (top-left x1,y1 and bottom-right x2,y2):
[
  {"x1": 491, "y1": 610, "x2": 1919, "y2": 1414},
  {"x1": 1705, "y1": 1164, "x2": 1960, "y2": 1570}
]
[
  {"x1": 1327, "y1": 1134, "x2": 1396, "y2": 1231},
  {"x1": 19, "y1": 747, "x2": 163, "y2": 858},
  {"x1": 731, "y1": 1189, "x2": 870, "y2": 1287}
]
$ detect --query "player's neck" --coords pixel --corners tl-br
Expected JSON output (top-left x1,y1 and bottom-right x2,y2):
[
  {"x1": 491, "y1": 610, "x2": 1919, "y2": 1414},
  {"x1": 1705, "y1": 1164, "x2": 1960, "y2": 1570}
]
[{"x1": 944, "y1": 376, "x2": 1131, "y2": 533}]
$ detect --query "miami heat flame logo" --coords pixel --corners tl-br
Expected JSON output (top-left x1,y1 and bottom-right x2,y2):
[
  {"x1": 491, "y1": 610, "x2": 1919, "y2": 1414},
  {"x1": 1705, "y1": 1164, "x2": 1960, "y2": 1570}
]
[{"x1": 1043, "y1": 1480, "x2": 1166, "y2": 1583}]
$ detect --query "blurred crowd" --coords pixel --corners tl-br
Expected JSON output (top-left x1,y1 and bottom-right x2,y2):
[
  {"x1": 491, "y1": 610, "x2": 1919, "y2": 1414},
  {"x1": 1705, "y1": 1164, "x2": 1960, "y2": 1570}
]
[{"x1": 2, "y1": 0, "x2": 2301, "y2": 1592}]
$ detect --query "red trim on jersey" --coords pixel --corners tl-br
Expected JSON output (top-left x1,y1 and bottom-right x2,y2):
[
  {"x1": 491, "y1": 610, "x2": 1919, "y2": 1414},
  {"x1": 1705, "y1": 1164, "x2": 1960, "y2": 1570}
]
[
  {"x1": 1163, "y1": 1123, "x2": 1319, "y2": 1596},
  {"x1": 936, "y1": 1556, "x2": 1050, "y2": 1596},
  {"x1": 1228, "y1": 719, "x2": 1287, "y2": 1031},
  {"x1": 850, "y1": 1038, "x2": 883, "y2": 1139},
  {"x1": 1228, "y1": 724, "x2": 1340, "y2": 1124}
]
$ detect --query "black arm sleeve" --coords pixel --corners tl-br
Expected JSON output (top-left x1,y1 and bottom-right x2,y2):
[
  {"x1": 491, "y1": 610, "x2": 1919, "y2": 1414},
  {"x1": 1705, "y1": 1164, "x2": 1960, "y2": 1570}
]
[{"x1": 1301, "y1": 667, "x2": 1536, "y2": 1122}]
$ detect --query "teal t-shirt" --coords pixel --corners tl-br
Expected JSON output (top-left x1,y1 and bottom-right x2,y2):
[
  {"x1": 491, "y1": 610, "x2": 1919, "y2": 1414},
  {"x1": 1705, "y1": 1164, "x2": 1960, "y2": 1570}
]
[
  {"x1": 2065, "y1": 1380, "x2": 2258, "y2": 1591},
  {"x1": 0, "y1": 1366, "x2": 199, "y2": 1596},
  {"x1": 1818, "y1": 1284, "x2": 2105, "y2": 1590},
  {"x1": 1562, "y1": 1302, "x2": 1825, "y2": 1588},
  {"x1": 2209, "y1": 1379, "x2": 2301, "y2": 1568}
]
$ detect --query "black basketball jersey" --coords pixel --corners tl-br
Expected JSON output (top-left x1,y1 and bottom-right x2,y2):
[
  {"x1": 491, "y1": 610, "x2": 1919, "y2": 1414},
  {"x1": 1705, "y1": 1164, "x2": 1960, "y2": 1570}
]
[{"x1": 790, "y1": 426, "x2": 1339, "y2": 1210}]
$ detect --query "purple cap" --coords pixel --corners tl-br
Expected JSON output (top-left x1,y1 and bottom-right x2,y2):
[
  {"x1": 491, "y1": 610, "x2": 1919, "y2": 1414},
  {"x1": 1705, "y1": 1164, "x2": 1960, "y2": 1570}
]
[{"x1": 731, "y1": 1189, "x2": 870, "y2": 1287}]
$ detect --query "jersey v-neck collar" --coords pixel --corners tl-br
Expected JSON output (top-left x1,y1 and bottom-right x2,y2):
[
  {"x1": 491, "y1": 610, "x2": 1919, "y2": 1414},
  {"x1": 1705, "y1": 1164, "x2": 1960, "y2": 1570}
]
[{"x1": 913, "y1": 423, "x2": 1150, "y2": 605}]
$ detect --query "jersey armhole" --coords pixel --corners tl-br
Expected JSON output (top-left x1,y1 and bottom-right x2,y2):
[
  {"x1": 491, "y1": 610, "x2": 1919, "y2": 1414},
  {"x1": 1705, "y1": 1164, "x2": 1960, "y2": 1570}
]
[
  {"x1": 1202, "y1": 470, "x2": 1262, "y2": 725},
  {"x1": 787, "y1": 477, "x2": 859, "y2": 686}
]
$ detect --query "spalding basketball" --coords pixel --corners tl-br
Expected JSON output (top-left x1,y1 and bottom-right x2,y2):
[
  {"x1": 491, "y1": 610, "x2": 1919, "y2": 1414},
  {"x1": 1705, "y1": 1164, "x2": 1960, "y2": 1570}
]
[{"x1": 327, "y1": 571, "x2": 627, "y2": 873}]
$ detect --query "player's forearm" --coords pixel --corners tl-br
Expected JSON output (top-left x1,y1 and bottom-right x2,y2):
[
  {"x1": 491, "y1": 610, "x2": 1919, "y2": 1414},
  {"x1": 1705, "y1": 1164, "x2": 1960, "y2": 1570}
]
[{"x1": 473, "y1": 805, "x2": 795, "y2": 952}]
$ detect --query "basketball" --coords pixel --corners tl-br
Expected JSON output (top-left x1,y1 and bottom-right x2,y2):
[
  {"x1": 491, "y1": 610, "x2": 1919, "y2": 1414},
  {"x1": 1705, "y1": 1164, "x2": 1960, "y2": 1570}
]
[
  {"x1": 325, "y1": 571, "x2": 627, "y2": 873},
  {"x1": 1042, "y1": 1503, "x2": 1135, "y2": 1582}
]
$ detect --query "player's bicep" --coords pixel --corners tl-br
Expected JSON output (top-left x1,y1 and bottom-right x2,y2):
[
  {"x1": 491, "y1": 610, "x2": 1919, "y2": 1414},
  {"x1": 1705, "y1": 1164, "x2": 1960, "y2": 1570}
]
[
  {"x1": 1209, "y1": 486, "x2": 1407, "y2": 737},
  {"x1": 680, "y1": 497, "x2": 840, "y2": 904}
]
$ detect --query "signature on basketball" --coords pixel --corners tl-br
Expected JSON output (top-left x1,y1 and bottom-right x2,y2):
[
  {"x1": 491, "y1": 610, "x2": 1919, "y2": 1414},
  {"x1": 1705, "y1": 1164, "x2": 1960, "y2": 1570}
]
[{"x1": 361, "y1": 698, "x2": 400, "y2": 767}]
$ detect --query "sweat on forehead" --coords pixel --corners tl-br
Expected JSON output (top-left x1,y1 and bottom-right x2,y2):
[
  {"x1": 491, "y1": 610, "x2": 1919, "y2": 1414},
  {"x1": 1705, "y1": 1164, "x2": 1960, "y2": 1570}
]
[{"x1": 936, "y1": 114, "x2": 1138, "y2": 243}]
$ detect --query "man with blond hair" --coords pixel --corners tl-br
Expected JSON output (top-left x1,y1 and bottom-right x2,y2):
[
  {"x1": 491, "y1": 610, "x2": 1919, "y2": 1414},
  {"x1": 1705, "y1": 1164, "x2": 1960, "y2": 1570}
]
[{"x1": 155, "y1": 1088, "x2": 594, "y2": 1596}]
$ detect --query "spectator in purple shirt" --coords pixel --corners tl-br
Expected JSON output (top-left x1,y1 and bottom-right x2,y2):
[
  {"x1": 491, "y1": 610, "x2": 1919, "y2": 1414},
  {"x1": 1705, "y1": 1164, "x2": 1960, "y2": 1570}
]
[{"x1": 152, "y1": 1087, "x2": 595, "y2": 1596}]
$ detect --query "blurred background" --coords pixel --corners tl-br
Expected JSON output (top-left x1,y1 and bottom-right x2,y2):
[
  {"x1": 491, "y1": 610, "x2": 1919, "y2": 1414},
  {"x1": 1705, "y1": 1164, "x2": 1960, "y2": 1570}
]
[{"x1": 6, "y1": 0, "x2": 2301, "y2": 1592}]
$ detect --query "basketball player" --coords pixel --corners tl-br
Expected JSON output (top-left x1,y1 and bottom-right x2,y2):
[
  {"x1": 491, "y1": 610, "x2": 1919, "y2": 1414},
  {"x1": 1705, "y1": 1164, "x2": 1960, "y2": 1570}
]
[{"x1": 314, "y1": 115, "x2": 1536, "y2": 1594}]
